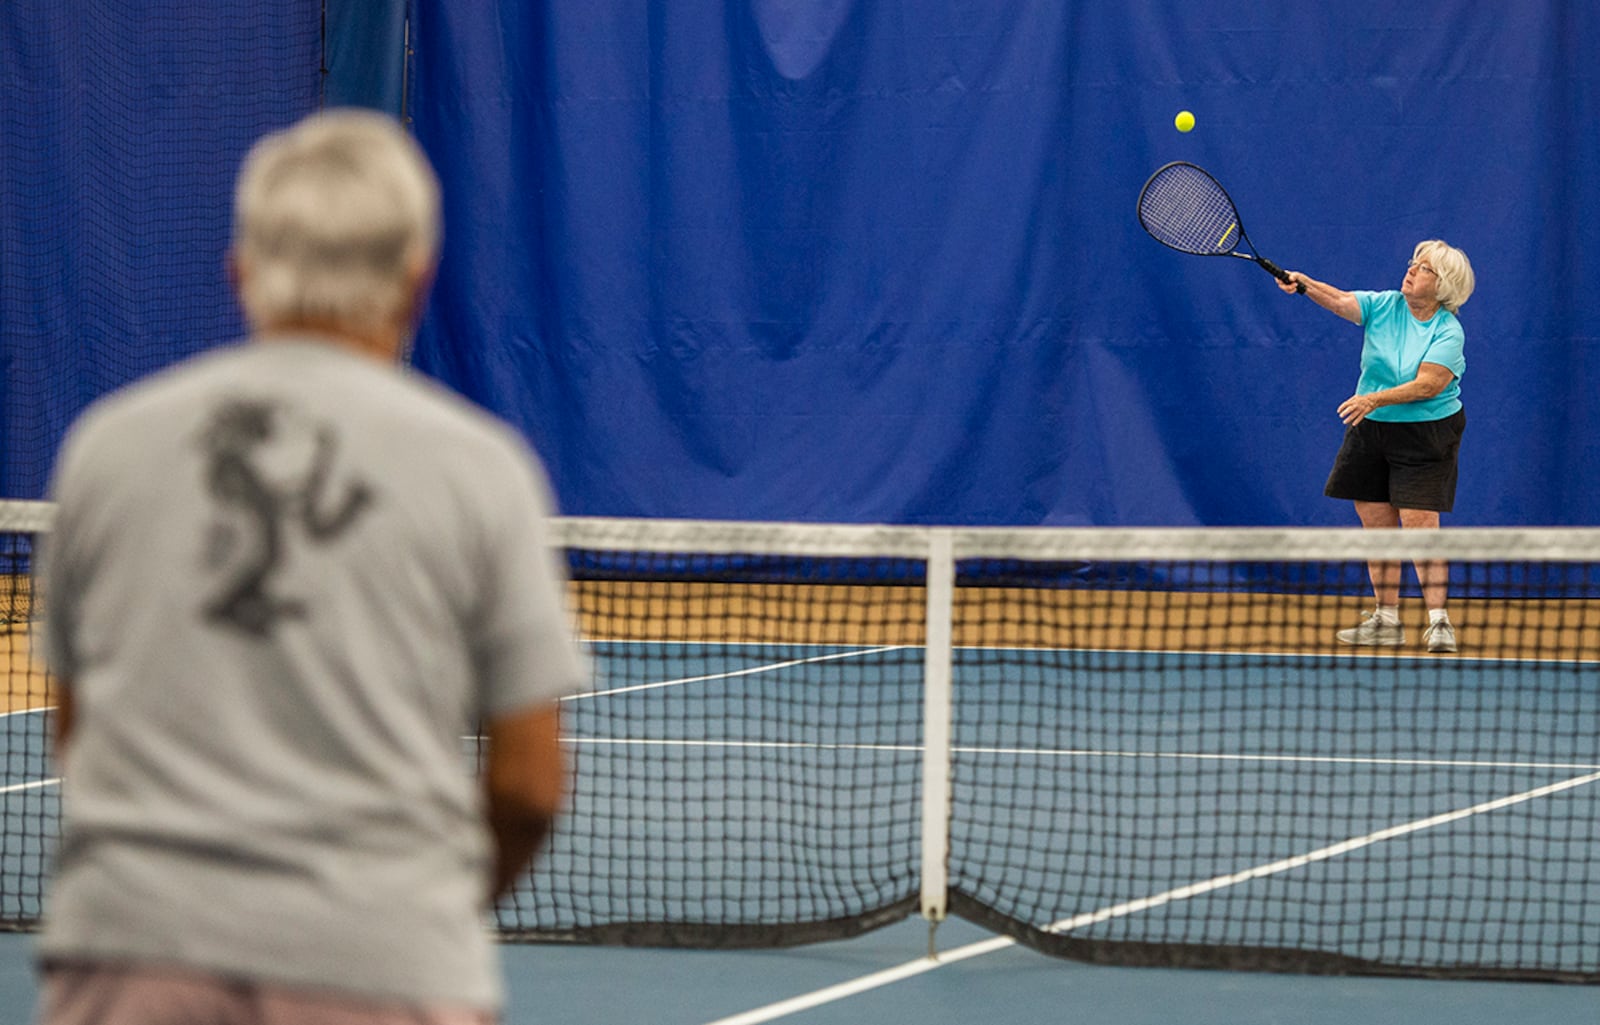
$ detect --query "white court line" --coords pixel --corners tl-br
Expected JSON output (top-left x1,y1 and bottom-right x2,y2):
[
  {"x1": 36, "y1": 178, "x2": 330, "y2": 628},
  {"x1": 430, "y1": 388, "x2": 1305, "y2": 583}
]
[
  {"x1": 585, "y1": 637, "x2": 1600, "y2": 667},
  {"x1": 565, "y1": 645, "x2": 910, "y2": 701},
  {"x1": 955, "y1": 642, "x2": 1600, "y2": 666},
  {"x1": 562, "y1": 736, "x2": 1600, "y2": 774},
  {"x1": 697, "y1": 769, "x2": 1600, "y2": 1025},
  {"x1": 584, "y1": 639, "x2": 886, "y2": 648},
  {"x1": 0, "y1": 778, "x2": 58, "y2": 794},
  {"x1": 698, "y1": 937, "x2": 1014, "y2": 1025},
  {"x1": 571, "y1": 738, "x2": 919, "y2": 754},
  {"x1": 0, "y1": 705, "x2": 52, "y2": 719},
  {"x1": 952, "y1": 745, "x2": 1600, "y2": 772}
]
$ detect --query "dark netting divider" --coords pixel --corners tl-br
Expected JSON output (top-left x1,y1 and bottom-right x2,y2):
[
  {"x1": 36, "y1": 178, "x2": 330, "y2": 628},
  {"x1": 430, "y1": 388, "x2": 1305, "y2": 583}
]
[
  {"x1": 0, "y1": 3, "x2": 322, "y2": 499},
  {"x1": 0, "y1": 502, "x2": 56, "y2": 928},
  {"x1": 943, "y1": 529, "x2": 1600, "y2": 982},
  {"x1": 497, "y1": 522, "x2": 934, "y2": 945},
  {"x1": 3, "y1": 507, "x2": 1598, "y2": 980}
]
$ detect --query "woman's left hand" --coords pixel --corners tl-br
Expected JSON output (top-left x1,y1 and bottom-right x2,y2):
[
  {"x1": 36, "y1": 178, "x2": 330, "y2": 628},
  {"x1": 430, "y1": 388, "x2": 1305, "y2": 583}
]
[{"x1": 1337, "y1": 394, "x2": 1379, "y2": 426}]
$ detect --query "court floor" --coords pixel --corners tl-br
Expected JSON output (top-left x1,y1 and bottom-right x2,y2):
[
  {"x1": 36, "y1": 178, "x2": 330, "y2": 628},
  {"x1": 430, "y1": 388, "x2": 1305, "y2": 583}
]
[
  {"x1": 1, "y1": 919, "x2": 1595, "y2": 1025},
  {"x1": 0, "y1": 638, "x2": 1596, "y2": 1020}
]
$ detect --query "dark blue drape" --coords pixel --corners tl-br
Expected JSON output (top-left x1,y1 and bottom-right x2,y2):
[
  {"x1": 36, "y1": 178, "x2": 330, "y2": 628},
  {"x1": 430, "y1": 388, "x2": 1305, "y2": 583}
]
[
  {"x1": 408, "y1": 2, "x2": 1598, "y2": 525},
  {"x1": 5, "y1": 4, "x2": 1596, "y2": 525},
  {"x1": 0, "y1": 2, "x2": 322, "y2": 498}
]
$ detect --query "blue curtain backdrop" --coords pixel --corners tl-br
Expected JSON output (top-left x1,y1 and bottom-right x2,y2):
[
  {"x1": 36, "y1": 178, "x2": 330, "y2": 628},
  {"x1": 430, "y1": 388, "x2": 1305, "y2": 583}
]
[
  {"x1": 0, "y1": 2, "x2": 323, "y2": 499},
  {"x1": 408, "y1": 1, "x2": 1598, "y2": 525},
  {"x1": 4, "y1": 4, "x2": 1597, "y2": 526},
  {"x1": 0, "y1": 2, "x2": 395, "y2": 500}
]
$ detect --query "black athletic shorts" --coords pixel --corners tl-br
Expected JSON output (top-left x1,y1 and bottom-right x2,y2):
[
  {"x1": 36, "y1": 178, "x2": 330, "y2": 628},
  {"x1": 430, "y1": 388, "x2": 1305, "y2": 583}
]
[{"x1": 1323, "y1": 409, "x2": 1465, "y2": 513}]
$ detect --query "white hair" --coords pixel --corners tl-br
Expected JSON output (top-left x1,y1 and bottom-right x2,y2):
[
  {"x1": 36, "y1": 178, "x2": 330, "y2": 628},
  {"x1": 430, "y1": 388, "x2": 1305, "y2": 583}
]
[
  {"x1": 1413, "y1": 239, "x2": 1475, "y2": 314},
  {"x1": 232, "y1": 109, "x2": 441, "y2": 337}
]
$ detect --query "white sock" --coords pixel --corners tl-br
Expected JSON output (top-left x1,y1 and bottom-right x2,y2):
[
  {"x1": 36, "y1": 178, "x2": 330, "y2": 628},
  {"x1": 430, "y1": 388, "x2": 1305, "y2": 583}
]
[
  {"x1": 1428, "y1": 608, "x2": 1450, "y2": 625},
  {"x1": 1374, "y1": 605, "x2": 1400, "y2": 624}
]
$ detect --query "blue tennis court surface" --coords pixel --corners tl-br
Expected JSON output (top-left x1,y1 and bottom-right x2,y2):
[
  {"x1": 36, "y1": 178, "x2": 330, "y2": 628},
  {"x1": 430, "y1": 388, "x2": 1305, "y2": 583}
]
[
  {"x1": 0, "y1": 706, "x2": 56, "y2": 925},
  {"x1": 3, "y1": 639, "x2": 1598, "y2": 996},
  {"x1": 497, "y1": 640, "x2": 1600, "y2": 979}
]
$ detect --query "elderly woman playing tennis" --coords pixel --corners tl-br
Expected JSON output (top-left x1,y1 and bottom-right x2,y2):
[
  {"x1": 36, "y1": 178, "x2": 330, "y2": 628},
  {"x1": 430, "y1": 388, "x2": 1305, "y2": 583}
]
[{"x1": 1279, "y1": 240, "x2": 1476, "y2": 653}]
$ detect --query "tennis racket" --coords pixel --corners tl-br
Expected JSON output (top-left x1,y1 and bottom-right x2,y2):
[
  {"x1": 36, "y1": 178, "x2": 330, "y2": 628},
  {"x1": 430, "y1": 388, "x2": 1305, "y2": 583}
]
[{"x1": 1137, "y1": 161, "x2": 1305, "y2": 293}]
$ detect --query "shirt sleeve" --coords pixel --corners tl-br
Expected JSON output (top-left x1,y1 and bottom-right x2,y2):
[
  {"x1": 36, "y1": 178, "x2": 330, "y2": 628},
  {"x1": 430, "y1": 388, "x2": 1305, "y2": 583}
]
[
  {"x1": 1352, "y1": 290, "x2": 1382, "y2": 326},
  {"x1": 469, "y1": 443, "x2": 588, "y2": 720},
  {"x1": 1422, "y1": 321, "x2": 1466, "y2": 378}
]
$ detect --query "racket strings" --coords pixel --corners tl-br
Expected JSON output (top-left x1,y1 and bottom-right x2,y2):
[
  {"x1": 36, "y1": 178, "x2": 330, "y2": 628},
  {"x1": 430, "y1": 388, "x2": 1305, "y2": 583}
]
[{"x1": 1138, "y1": 166, "x2": 1244, "y2": 256}]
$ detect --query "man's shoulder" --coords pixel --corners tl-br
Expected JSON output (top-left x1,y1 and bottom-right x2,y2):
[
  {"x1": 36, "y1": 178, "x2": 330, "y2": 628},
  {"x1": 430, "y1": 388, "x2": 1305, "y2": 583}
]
[
  {"x1": 85, "y1": 340, "x2": 508, "y2": 440},
  {"x1": 63, "y1": 341, "x2": 536, "y2": 490},
  {"x1": 63, "y1": 344, "x2": 246, "y2": 448},
  {"x1": 380, "y1": 368, "x2": 536, "y2": 471}
]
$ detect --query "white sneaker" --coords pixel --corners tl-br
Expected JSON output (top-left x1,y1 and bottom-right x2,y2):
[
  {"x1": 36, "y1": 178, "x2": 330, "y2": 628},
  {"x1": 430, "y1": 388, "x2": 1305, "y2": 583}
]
[
  {"x1": 1336, "y1": 611, "x2": 1405, "y2": 647},
  {"x1": 1424, "y1": 621, "x2": 1457, "y2": 653}
]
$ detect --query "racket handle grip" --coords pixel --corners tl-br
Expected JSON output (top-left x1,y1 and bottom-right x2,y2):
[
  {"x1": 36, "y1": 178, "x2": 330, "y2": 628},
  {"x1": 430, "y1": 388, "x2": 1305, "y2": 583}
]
[{"x1": 1259, "y1": 258, "x2": 1307, "y2": 293}]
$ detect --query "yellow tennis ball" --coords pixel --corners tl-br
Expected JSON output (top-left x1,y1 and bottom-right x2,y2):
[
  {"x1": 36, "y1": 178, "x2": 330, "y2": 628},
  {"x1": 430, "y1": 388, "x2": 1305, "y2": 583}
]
[{"x1": 1175, "y1": 110, "x2": 1195, "y2": 133}]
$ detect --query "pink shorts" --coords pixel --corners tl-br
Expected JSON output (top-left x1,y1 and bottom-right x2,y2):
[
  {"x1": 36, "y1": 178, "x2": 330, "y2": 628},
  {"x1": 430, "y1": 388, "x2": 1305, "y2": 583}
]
[{"x1": 38, "y1": 962, "x2": 496, "y2": 1025}]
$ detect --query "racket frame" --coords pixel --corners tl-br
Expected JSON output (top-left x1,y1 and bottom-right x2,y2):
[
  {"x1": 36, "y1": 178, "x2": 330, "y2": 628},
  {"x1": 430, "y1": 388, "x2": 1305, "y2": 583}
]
[{"x1": 1137, "y1": 161, "x2": 1305, "y2": 293}]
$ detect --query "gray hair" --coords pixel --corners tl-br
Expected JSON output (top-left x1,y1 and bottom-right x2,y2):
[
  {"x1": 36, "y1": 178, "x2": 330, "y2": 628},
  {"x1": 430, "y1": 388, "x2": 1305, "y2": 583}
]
[
  {"x1": 1413, "y1": 239, "x2": 1474, "y2": 314},
  {"x1": 232, "y1": 109, "x2": 441, "y2": 337}
]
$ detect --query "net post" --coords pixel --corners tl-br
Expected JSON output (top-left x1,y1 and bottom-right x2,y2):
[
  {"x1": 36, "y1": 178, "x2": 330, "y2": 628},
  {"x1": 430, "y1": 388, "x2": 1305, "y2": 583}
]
[{"x1": 919, "y1": 528, "x2": 955, "y2": 957}]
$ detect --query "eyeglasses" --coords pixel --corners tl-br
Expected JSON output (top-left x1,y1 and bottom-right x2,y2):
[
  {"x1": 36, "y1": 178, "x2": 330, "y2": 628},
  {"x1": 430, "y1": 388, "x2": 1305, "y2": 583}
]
[{"x1": 1407, "y1": 260, "x2": 1438, "y2": 276}]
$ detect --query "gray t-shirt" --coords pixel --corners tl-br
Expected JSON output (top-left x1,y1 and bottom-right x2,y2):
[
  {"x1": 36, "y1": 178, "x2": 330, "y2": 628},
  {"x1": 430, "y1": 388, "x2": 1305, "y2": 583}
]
[{"x1": 38, "y1": 338, "x2": 586, "y2": 1010}]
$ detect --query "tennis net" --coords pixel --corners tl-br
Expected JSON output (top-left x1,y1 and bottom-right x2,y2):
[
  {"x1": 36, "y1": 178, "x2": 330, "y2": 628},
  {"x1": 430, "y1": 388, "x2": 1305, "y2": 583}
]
[{"x1": 4, "y1": 504, "x2": 1598, "y2": 982}]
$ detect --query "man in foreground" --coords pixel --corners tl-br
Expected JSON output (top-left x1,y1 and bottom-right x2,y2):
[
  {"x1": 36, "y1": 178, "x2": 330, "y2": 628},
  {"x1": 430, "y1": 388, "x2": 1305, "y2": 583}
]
[{"x1": 37, "y1": 109, "x2": 586, "y2": 1024}]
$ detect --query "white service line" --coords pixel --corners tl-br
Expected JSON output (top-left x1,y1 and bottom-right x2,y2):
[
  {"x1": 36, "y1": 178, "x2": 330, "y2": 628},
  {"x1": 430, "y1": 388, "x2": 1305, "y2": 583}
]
[
  {"x1": 0, "y1": 705, "x2": 53, "y2": 720},
  {"x1": 566, "y1": 645, "x2": 909, "y2": 701},
  {"x1": 0, "y1": 778, "x2": 58, "y2": 795},
  {"x1": 1036, "y1": 769, "x2": 1600, "y2": 933},
  {"x1": 696, "y1": 769, "x2": 1600, "y2": 1025},
  {"x1": 952, "y1": 745, "x2": 1600, "y2": 773},
  {"x1": 699, "y1": 935, "x2": 1013, "y2": 1025},
  {"x1": 570, "y1": 738, "x2": 919, "y2": 753},
  {"x1": 559, "y1": 735, "x2": 1600, "y2": 775}
]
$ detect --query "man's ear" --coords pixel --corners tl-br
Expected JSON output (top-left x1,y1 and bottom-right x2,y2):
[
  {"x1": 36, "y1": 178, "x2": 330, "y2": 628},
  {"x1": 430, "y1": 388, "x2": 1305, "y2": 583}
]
[
  {"x1": 224, "y1": 248, "x2": 243, "y2": 295},
  {"x1": 403, "y1": 253, "x2": 438, "y2": 327}
]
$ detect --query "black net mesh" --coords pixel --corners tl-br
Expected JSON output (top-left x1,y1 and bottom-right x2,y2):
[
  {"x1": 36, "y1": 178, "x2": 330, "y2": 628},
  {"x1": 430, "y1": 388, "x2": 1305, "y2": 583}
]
[
  {"x1": 4, "y1": 509, "x2": 1598, "y2": 980},
  {"x1": 945, "y1": 552, "x2": 1600, "y2": 980},
  {"x1": 496, "y1": 548, "x2": 928, "y2": 945},
  {"x1": 0, "y1": 506, "x2": 55, "y2": 928}
]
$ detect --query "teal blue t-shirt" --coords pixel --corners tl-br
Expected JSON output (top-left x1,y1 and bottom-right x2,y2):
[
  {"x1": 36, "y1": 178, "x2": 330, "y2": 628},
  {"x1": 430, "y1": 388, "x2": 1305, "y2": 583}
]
[{"x1": 1353, "y1": 290, "x2": 1465, "y2": 422}]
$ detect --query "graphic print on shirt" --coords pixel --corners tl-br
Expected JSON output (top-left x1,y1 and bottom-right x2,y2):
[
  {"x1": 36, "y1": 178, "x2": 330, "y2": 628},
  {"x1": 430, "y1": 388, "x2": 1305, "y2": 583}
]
[{"x1": 198, "y1": 397, "x2": 374, "y2": 637}]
